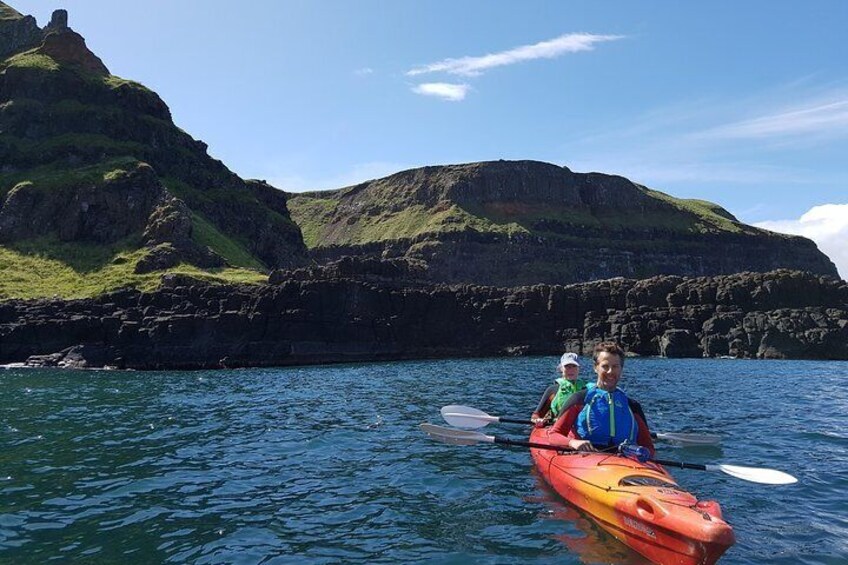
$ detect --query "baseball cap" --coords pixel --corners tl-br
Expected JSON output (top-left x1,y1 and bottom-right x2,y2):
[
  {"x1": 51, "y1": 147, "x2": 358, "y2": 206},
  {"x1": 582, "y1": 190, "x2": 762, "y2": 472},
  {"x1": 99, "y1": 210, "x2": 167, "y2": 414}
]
[{"x1": 557, "y1": 352, "x2": 580, "y2": 370}]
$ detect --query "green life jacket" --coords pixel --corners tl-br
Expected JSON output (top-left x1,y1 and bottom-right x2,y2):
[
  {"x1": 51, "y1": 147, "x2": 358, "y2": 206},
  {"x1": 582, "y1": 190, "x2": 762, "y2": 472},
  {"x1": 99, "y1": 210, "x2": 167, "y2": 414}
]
[{"x1": 550, "y1": 377, "x2": 588, "y2": 417}]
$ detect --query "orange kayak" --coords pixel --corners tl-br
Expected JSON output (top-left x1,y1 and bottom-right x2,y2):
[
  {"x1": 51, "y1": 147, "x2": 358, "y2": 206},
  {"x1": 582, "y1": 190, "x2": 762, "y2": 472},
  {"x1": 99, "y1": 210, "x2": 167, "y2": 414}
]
[{"x1": 530, "y1": 427, "x2": 735, "y2": 565}]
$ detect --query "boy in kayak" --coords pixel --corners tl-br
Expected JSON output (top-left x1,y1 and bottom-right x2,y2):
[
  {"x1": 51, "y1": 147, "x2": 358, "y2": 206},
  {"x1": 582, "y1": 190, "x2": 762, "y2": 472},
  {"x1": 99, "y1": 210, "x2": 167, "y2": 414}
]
[
  {"x1": 549, "y1": 342, "x2": 655, "y2": 456},
  {"x1": 530, "y1": 352, "x2": 587, "y2": 427}
]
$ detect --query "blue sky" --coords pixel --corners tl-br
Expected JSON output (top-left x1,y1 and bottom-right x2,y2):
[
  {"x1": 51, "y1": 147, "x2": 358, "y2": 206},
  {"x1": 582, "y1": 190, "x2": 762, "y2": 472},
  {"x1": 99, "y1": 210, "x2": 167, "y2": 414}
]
[{"x1": 13, "y1": 1, "x2": 848, "y2": 276}]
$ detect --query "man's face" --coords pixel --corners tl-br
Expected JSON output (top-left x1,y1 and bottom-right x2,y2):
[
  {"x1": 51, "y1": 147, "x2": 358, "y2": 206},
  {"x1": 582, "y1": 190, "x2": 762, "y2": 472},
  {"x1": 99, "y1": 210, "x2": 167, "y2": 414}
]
[{"x1": 593, "y1": 352, "x2": 622, "y2": 391}]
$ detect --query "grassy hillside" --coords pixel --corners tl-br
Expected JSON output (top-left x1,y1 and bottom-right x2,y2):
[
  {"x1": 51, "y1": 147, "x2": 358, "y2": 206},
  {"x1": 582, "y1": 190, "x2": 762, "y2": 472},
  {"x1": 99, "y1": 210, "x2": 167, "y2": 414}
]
[
  {"x1": 0, "y1": 238, "x2": 266, "y2": 300},
  {"x1": 287, "y1": 163, "x2": 761, "y2": 250},
  {"x1": 289, "y1": 199, "x2": 528, "y2": 248},
  {"x1": 0, "y1": 157, "x2": 269, "y2": 298}
]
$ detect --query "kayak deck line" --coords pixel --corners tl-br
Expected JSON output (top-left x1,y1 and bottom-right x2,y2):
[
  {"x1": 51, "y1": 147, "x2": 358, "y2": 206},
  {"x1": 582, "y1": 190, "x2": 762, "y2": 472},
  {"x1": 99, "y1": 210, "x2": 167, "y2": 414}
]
[{"x1": 548, "y1": 453, "x2": 679, "y2": 493}]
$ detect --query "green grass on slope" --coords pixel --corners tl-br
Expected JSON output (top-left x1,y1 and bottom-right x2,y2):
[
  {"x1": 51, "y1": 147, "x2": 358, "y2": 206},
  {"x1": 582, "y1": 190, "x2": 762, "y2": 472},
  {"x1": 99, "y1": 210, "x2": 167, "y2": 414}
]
[
  {"x1": 164, "y1": 177, "x2": 299, "y2": 232},
  {"x1": 288, "y1": 197, "x2": 529, "y2": 248},
  {"x1": 475, "y1": 190, "x2": 753, "y2": 234},
  {"x1": 290, "y1": 182, "x2": 765, "y2": 249},
  {"x1": 286, "y1": 197, "x2": 337, "y2": 248},
  {"x1": 2, "y1": 51, "x2": 59, "y2": 72},
  {"x1": 0, "y1": 161, "x2": 272, "y2": 298},
  {"x1": 101, "y1": 74, "x2": 154, "y2": 93},
  {"x1": 2, "y1": 46, "x2": 154, "y2": 94},
  {"x1": 0, "y1": 238, "x2": 266, "y2": 300},
  {"x1": 644, "y1": 188, "x2": 747, "y2": 233},
  {"x1": 0, "y1": 157, "x2": 140, "y2": 201},
  {"x1": 190, "y1": 212, "x2": 266, "y2": 271},
  {"x1": 0, "y1": 132, "x2": 147, "y2": 168}
]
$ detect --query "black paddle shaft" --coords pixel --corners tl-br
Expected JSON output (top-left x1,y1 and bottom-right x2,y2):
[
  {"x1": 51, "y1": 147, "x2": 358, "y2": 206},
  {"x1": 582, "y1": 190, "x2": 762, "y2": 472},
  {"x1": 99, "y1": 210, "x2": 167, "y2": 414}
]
[
  {"x1": 493, "y1": 436, "x2": 570, "y2": 452},
  {"x1": 499, "y1": 415, "x2": 661, "y2": 441},
  {"x1": 653, "y1": 458, "x2": 708, "y2": 471},
  {"x1": 492, "y1": 435, "x2": 708, "y2": 471},
  {"x1": 499, "y1": 417, "x2": 535, "y2": 425}
]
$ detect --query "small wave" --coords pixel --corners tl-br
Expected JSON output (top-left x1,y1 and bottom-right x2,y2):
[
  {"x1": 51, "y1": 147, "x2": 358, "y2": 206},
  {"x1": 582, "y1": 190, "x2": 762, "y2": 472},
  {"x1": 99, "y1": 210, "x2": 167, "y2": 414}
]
[
  {"x1": 797, "y1": 430, "x2": 848, "y2": 446},
  {"x1": 366, "y1": 415, "x2": 384, "y2": 429}
]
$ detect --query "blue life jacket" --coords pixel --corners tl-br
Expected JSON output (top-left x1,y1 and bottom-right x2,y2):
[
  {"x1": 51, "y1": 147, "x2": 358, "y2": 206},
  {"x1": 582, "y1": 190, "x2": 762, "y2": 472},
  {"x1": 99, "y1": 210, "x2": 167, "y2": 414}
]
[{"x1": 575, "y1": 387, "x2": 638, "y2": 447}]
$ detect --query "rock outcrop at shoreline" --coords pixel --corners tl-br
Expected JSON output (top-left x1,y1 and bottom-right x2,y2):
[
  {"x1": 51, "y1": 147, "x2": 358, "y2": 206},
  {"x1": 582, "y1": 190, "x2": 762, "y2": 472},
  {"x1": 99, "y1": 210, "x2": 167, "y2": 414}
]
[{"x1": 1, "y1": 265, "x2": 845, "y2": 370}]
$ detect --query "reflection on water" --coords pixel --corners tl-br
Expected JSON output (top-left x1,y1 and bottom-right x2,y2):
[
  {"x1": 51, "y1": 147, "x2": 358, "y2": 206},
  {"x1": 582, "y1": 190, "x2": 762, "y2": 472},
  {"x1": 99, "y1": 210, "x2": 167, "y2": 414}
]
[{"x1": 528, "y1": 471, "x2": 652, "y2": 565}]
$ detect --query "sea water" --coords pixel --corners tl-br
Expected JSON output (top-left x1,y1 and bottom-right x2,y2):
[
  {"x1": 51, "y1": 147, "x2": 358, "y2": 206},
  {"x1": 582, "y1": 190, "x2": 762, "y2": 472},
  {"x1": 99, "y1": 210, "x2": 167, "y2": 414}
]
[{"x1": 1, "y1": 357, "x2": 846, "y2": 564}]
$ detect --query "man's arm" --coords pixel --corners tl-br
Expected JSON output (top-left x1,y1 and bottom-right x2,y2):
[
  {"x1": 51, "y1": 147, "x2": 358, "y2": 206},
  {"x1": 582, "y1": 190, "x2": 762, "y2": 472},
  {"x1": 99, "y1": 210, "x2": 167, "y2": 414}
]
[
  {"x1": 635, "y1": 414, "x2": 656, "y2": 457},
  {"x1": 628, "y1": 398, "x2": 648, "y2": 427}
]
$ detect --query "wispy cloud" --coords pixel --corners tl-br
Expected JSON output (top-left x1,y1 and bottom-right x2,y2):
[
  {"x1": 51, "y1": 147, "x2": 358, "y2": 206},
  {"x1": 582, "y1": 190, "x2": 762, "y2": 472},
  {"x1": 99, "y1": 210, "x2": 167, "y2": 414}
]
[
  {"x1": 407, "y1": 33, "x2": 624, "y2": 77},
  {"x1": 411, "y1": 82, "x2": 470, "y2": 101},
  {"x1": 697, "y1": 95, "x2": 848, "y2": 140},
  {"x1": 354, "y1": 67, "x2": 374, "y2": 76},
  {"x1": 574, "y1": 159, "x2": 817, "y2": 186},
  {"x1": 755, "y1": 203, "x2": 848, "y2": 279},
  {"x1": 562, "y1": 85, "x2": 848, "y2": 192}
]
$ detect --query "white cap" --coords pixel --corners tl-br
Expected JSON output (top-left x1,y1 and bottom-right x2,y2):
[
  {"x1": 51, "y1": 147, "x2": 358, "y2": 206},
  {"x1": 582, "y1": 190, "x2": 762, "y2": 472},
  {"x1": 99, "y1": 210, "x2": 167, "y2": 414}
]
[{"x1": 557, "y1": 352, "x2": 580, "y2": 370}]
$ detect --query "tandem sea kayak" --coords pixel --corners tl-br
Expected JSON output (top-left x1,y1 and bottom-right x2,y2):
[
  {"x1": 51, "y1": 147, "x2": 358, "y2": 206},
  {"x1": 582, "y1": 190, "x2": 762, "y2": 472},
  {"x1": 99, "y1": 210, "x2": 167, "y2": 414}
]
[{"x1": 529, "y1": 427, "x2": 735, "y2": 565}]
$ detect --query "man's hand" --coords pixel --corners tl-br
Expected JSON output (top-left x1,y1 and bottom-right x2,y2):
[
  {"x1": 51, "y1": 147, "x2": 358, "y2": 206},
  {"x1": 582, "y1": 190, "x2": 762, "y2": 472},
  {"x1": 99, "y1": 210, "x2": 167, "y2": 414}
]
[{"x1": 569, "y1": 439, "x2": 596, "y2": 452}]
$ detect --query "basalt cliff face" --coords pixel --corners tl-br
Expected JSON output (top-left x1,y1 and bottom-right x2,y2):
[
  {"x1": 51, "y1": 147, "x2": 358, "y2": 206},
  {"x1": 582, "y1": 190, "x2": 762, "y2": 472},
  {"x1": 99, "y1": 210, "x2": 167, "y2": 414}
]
[
  {"x1": 2, "y1": 264, "x2": 845, "y2": 370},
  {"x1": 288, "y1": 161, "x2": 838, "y2": 286},
  {"x1": 0, "y1": 3, "x2": 306, "y2": 284}
]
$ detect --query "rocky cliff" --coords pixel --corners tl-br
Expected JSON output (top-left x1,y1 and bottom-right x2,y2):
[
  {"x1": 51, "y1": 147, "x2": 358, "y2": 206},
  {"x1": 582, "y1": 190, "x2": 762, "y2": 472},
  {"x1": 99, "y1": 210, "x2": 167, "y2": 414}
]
[
  {"x1": 0, "y1": 3, "x2": 306, "y2": 294},
  {"x1": 288, "y1": 160, "x2": 838, "y2": 286},
  {"x1": 2, "y1": 264, "x2": 844, "y2": 369}
]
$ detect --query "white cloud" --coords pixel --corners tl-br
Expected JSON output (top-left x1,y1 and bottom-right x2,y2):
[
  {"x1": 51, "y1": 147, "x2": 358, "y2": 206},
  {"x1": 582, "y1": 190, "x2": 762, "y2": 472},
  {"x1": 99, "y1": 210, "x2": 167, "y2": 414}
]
[
  {"x1": 407, "y1": 33, "x2": 623, "y2": 77},
  {"x1": 697, "y1": 96, "x2": 848, "y2": 141},
  {"x1": 354, "y1": 67, "x2": 374, "y2": 76},
  {"x1": 755, "y1": 204, "x2": 848, "y2": 279},
  {"x1": 411, "y1": 82, "x2": 470, "y2": 101}
]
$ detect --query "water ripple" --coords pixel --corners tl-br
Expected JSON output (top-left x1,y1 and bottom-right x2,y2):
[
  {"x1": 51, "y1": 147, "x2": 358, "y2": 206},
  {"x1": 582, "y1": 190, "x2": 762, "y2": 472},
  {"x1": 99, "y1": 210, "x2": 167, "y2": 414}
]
[{"x1": 0, "y1": 359, "x2": 846, "y2": 563}]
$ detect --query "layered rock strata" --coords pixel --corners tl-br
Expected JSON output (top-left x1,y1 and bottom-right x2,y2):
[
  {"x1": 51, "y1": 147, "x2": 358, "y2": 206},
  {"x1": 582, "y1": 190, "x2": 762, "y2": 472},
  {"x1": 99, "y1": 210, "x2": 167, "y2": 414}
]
[{"x1": 1, "y1": 265, "x2": 844, "y2": 370}]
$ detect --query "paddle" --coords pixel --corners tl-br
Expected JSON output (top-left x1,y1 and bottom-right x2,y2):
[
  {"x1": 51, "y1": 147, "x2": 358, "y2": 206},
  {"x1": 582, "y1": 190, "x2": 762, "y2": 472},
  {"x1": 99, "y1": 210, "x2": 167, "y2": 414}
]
[
  {"x1": 420, "y1": 423, "x2": 797, "y2": 485},
  {"x1": 440, "y1": 405, "x2": 722, "y2": 446}
]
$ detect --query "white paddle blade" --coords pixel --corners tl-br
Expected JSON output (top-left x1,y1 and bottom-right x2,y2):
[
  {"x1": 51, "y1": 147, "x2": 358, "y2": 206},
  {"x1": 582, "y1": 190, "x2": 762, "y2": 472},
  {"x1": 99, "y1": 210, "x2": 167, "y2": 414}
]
[
  {"x1": 656, "y1": 432, "x2": 722, "y2": 446},
  {"x1": 440, "y1": 405, "x2": 497, "y2": 429},
  {"x1": 420, "y1": 423, "x2": 493, "y2": 446},
  {"x1": 708, "y1": 464, "x2": 798, "y2": 485}
]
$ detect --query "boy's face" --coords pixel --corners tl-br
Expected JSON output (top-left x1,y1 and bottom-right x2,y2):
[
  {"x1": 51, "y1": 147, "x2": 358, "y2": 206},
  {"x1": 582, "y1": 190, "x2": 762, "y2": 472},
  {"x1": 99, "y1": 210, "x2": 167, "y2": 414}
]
[{"x1": 562, "y1": 364, "x2": 580, "y2": 380}]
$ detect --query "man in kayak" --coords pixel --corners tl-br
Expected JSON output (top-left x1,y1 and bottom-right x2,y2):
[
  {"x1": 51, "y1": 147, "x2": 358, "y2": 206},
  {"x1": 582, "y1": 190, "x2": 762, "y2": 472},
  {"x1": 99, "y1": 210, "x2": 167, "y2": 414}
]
[
  {"x1": 530, "y1": 352, "x2": 587, "y2": 427},
  {"x1": 549, "y1": 342, "x2": 655, "y2": 456}
]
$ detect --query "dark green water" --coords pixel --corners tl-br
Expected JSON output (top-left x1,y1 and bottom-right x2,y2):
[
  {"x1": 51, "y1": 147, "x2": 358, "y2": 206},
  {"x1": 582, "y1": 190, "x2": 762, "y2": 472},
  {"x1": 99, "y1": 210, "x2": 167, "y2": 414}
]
[{"x1": 1, "y1": 357, "x2": 846, "y2": 564}]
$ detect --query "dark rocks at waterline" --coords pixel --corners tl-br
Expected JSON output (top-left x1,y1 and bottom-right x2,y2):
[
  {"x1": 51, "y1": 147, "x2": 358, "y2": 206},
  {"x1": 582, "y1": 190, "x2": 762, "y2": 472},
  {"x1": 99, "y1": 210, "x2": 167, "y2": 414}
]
[{"x1": 0, "y1": 267, "x2": 846, "y2": 370}]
